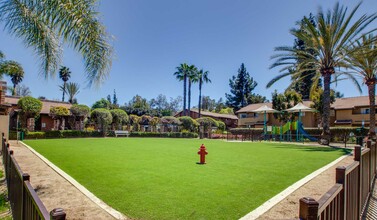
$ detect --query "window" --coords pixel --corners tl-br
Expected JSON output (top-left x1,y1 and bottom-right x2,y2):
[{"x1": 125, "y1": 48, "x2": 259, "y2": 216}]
[
  {"x1": 239, "y1": 113, "x2": 247, "y2": 119},
  {"x1": 42, "y1": 123, "x2": 46, "y2": 128},
  {"x1": 254, "y1": 113, "x2": 259, "y2": 118}
]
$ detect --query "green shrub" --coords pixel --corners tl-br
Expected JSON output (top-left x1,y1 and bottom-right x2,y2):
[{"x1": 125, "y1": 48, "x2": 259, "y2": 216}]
[
  {"x1": 129, "y1": 132, "x2": 198, "y2": 138},
  {"x1": 25, "y1": 132, "x2": 46, "y2": 139}
]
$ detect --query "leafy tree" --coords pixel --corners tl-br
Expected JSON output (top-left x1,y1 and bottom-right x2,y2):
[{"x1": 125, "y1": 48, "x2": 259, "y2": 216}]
[
  {"x1": 344, "y1": 34, "x2": 377, "y2": 138},
  {"x1": 129, "y1": 114, "x2": 141, "y2": 131},
  {"x1": 178, "y1": 116, "x2": 199, "y2": 132},
  {"x1": 226, "y1": 63, "x2": 264, "y2": 111},
  {"x1": 110, "y1": 109, "x2": 128, "y2": 130},
  {"x1": 201, "y1": 96, "x2": 216, "y2": 112},
  {"x1": 70, "y1": 104, "x2": 90, "y2": 130},
  {"x1": 193, "y1": 69, "x2": 211, "y2": 118},
  {"x1": 310, "y1": 88, "x2": 336, "y2": 125},
  {"x1": 269, "y1": 3, "x2": 376, "y2": 144},
  {"x1": 217, "y1": 120, "x2": 226, "y2": 132},
  {"x1": 271, "y1": 90, "x2": 302, "y2": 123},
  {"x1": 59, "y1": 66, "x2": 71, "y2": 102},
  {"x1": 92, "y1": 98, "x2": 111, "y2": 110},
  {"x1": 174, "y1": 63, "x2": 192, "y2": 116},
  {"x1": 150, "y1": 94, "x2": 169, "y2": 111},
  {"x1": 0, "y1": 0, "x2": 113, "y2": 85},
  {"x1": 196, "y1": 117, "x2": 218, "y2": 135},
  {"x1": 49, "y1": 106, "x2": 69, "y2": 130},
  {"x1": 122, "y1": 95, "x2": 152, "y2": 116},
  {"x1": 113, "y1": 89, "x2": 118, "y2": 106},
  {"x1": 15, "y1": 84, "x2": 31, "y2": 97},
  {"x1": 248, "y1": 94, "x2": 268, "y2": 104},
  {"x1": 91, "y1": 108, "x2": 112, "y2": 136},
  {"x1": 17, "y1": 96, "x2": 42, "y2": 130},
  {"x1": 60, "y1": 82, "x2": 80, "y2": 104},
  {"x1": 0, "y1": 60, "x2": 24, "y2": 95},
  {"x1": 167, "y1": 96, "x2": 183, "y2": 115},
  {"x1": 214, "y1": 98, "x2": 226, "y2": 113},
  {"x1": 219, "y1": 107, "x2": 234, "y2": 115}
]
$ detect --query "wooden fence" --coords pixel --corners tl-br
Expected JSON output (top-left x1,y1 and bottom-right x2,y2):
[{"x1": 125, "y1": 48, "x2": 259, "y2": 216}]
[
  {"x1": 299, "y1": 140, "x2": 377, "y2": 220},
  {"x1": 2, "y1": 133, "x2": 66, "y2": 220}
]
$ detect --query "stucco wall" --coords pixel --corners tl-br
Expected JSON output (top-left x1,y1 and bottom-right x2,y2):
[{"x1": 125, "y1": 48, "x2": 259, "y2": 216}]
[{"x1": 0, "y1": 115, "x2": 9, "y2": 140}]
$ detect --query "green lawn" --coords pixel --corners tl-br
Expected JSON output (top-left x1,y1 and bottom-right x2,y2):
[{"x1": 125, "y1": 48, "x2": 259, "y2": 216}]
[{"x1": 24, "y1": 138, "x2": 348, "y2": 220}]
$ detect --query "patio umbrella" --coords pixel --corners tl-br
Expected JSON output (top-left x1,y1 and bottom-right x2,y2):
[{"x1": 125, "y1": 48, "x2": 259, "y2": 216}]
[
  {"x1": 286, "y1": 103, "x2": 314, "y2": 141},
  {"x1": 252, "y1": 105, "x2": 279, "y2": 136}
]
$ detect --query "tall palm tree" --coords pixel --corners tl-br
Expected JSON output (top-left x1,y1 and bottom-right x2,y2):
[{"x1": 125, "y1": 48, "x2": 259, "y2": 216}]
[
  {"x1": 0, "y1": 60, "x2": 24, "y2": 95},
  {"x1": 174, "y1": 63, "x2": 191, "y2": 116},
  {"x1": 345, "y1": 35, "x2": 377, "y2": 138},
  {"x1": 193, "y1": 69, "x2": 211, "y2": 118},
  {"x1": 0, "y1": 0, "x2": 113, "y2": 86},
  {"x1": 269, "y1": 3, "x2": 376, "y2": 145},
  {"x1": 59, "y1": 66, "x2": 71, "y2": 102},
  {"x1": 61, "y1": 82, "x2": 80, "y2": 104},
  {"x1": 187, "y1": 65, "x2": 198, "y2": 116}
]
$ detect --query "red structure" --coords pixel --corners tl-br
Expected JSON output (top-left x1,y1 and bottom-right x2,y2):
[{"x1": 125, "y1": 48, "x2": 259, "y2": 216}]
[{"x1": 197, "y1": 144, "x2": 208, "y2": 164}]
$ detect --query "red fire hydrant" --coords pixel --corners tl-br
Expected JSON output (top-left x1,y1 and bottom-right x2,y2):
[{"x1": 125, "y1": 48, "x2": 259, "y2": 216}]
[{"x1": 197, "y1": 144, "x2": 208, "y2": 164}]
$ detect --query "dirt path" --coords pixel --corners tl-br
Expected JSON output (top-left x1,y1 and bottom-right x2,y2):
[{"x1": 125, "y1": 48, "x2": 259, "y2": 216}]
[
  {"x1": 8, "y1": 140, "x2": 116, "y2": 220},
  {"x1": 257, "y1": 154, "x2": 354, "y2": 219}
]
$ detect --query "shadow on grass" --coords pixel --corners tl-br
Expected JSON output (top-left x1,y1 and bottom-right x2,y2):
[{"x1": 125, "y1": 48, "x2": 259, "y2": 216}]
[{"x1": 270, "y1": 144, "x2": 352, "y2": 154}]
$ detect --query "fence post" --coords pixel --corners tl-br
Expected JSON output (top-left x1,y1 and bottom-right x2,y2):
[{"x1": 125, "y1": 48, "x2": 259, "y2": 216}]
[
  {"x1": 336, "y1": 166, "x2": 346, "y2": 220},
  {"x1": 299, "y1": 197, "x2": 318, "y2": 220},
  {"x1": 21, "y1": 173, "x2": 30, "y2": 220},
  {"x1": 354, "y1": 146, "x2": 362, "y2": 217},
  {"x1": 50, "y1": 208, "x2": 66, "y2": 220}
]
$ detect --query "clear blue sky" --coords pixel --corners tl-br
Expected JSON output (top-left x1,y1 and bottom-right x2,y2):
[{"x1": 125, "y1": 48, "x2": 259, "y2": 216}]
[{"x1": 1, "y1": 0, "x2": 376, "y2": 107}]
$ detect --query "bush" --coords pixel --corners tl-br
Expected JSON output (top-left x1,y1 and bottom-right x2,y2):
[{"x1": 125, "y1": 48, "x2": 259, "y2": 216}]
[
  {"x1": 23, "y1": 130, "x2": 102, "y2": 139},
  {"x1": 129, "y1": 132, "x2": 198, "y2": 138}
]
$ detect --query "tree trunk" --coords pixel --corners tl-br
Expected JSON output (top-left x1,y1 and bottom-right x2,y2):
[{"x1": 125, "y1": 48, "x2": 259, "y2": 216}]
[
  {"x1": 367, "y1": 80, "x2": 376, "y2": 139},
  {"x1": 183, "y1": 74, "x2": 187, "y2": 116},
  {"x1": 13, "y1": 84, "x2": 16, "y2": 96},
  {"x1": 188, "y1": 79, "x2": 191, "y2": 117},
  {"x1": 198, "y1": 79, "x2": 202, "y2": 118},
  {"x1": 320, "y1": 70, "x2": 332, "y2": 145},
  {"x1": 62, "y1": 81, "x2": 66, "y2": 102}
]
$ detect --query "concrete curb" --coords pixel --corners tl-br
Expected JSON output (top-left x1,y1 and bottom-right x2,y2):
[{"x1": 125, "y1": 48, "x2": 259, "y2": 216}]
[
  {"x1": 20, "y1": 141, "x2": 127, "y2": 220},
  {"x1": 239, "y1": 154, "x2": 349, "y2": 220}
]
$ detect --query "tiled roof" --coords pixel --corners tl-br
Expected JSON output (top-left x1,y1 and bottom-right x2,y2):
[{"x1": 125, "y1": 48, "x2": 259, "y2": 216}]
[
  {"x1": 4, "y1": 96, "x2": 72, "y2": 114},
  {"x1": 190, "y1": 109, "x2": 238, "y2": 120},
  {"x1": 236, "y1": 96, "x2": 376, "y2": 113},
  {"x1": 331, "y1": 96, "x2": 375, "y2": 110}
]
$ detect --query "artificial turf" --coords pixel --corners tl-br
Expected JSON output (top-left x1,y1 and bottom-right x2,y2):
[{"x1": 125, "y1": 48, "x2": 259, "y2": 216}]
[{"x1": 24, "y1": 138, "x2": 348, "y2": 220}]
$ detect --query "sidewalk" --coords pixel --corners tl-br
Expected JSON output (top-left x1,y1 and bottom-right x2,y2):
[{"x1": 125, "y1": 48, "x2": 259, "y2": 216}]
[
  {"x1": 363, "y1": 177, "x2": 377, "y2": 220},
  {"x1": 8, "y1": 140, "x2": 116, "y2": 220}
]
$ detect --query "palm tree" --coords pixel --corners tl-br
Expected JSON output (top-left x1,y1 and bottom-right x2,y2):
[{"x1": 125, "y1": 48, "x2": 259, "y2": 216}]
[
  {"x1": 0, "y1": 0, "x2": 113, "y2": 86},
  {"x1": 174, "y1": 63, "x2": 191, "y2": 116},
  {"x1": 187, "y1": 65, "x2": 198, "y2": 116},
  {"x1": 62, "y1": 82, "x2": 80, "y2": 104},
  {"x1": 0, "y1": 61, "x2": 24, "y2": 95},
  {"x1": 269, "y1": 3, "x2": 376, "y2": 145},
  {"x1": 193, "y1": 69, "x2": 211, "y2": 118},
  {"x1": 345, "y1": 35, "x2": 377, "y2": 139},
  {"x1": 59, "y1": 66, "x2": 71, "y2": 102}
]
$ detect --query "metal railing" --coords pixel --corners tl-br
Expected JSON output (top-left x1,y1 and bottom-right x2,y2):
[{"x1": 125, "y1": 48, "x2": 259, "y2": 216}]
[
  {"x1": 2, "y1": 133, "x2": 66, "y2": 220},
  {"x1": 299, "y1": 140, "x2": 377, "y2": 220}
]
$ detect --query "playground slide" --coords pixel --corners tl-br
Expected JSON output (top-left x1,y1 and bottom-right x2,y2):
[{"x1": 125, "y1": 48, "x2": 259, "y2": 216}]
[{"x1": 298, "y1": 122, "x2": 317, "y2": 142}]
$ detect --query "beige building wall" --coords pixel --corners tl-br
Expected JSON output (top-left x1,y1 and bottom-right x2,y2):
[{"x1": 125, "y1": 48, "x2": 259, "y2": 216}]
[{"x1": 0, "y1": 115, "x2": 9, "y2": 140}]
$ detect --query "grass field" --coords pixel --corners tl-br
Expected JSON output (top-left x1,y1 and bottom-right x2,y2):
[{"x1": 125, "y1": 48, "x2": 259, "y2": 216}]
[{"x1": 24, "y1": 138, "x2": 348, "y2": 220}]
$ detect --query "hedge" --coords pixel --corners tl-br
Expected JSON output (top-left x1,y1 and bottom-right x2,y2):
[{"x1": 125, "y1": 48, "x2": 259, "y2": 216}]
[{"x1": 10, "y1": 130, "x2": 198, "y2": 139}]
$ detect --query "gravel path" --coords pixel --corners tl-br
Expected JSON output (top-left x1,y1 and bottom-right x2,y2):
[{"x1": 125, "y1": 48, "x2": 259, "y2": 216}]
[{"x1": 8, "y1": 140, "x2": 116, "y2": 220}]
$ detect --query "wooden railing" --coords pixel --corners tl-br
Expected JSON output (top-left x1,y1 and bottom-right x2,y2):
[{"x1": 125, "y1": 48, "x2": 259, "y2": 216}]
[
  {"x1": 2, "y1": 133, "x2": 66, "y2": 220},
  {"x1": 300, "y1": 140, "x2": 377, "y2": 220}
]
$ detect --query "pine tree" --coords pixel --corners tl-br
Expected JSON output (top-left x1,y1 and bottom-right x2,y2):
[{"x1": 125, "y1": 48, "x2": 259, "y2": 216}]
[
  {"x1": 225, "y1": 63, "x2": 263, "y2": 111},
  {"x1": 113, "y1": 89, "x2": 118, "y2": 105}
]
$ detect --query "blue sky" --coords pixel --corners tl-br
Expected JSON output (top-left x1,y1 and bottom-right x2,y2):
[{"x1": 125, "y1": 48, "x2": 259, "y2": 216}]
[{"x1": 1, "y1": 0, "x2": 376, "y2": 107}]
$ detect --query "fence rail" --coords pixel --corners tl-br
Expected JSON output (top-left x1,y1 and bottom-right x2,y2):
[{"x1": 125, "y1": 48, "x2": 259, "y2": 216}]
[
  {"x1": 300, "y1": 140, "x2": 377, "y2": 220},
  {"x1": 2, "y1": 133, "x2": 66, "y2": 220}
]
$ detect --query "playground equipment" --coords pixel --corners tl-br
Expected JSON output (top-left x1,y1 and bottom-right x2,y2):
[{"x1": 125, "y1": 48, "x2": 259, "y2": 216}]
[{"x1": 269, "y1": 121, "x2": 317, "y2": 142}]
